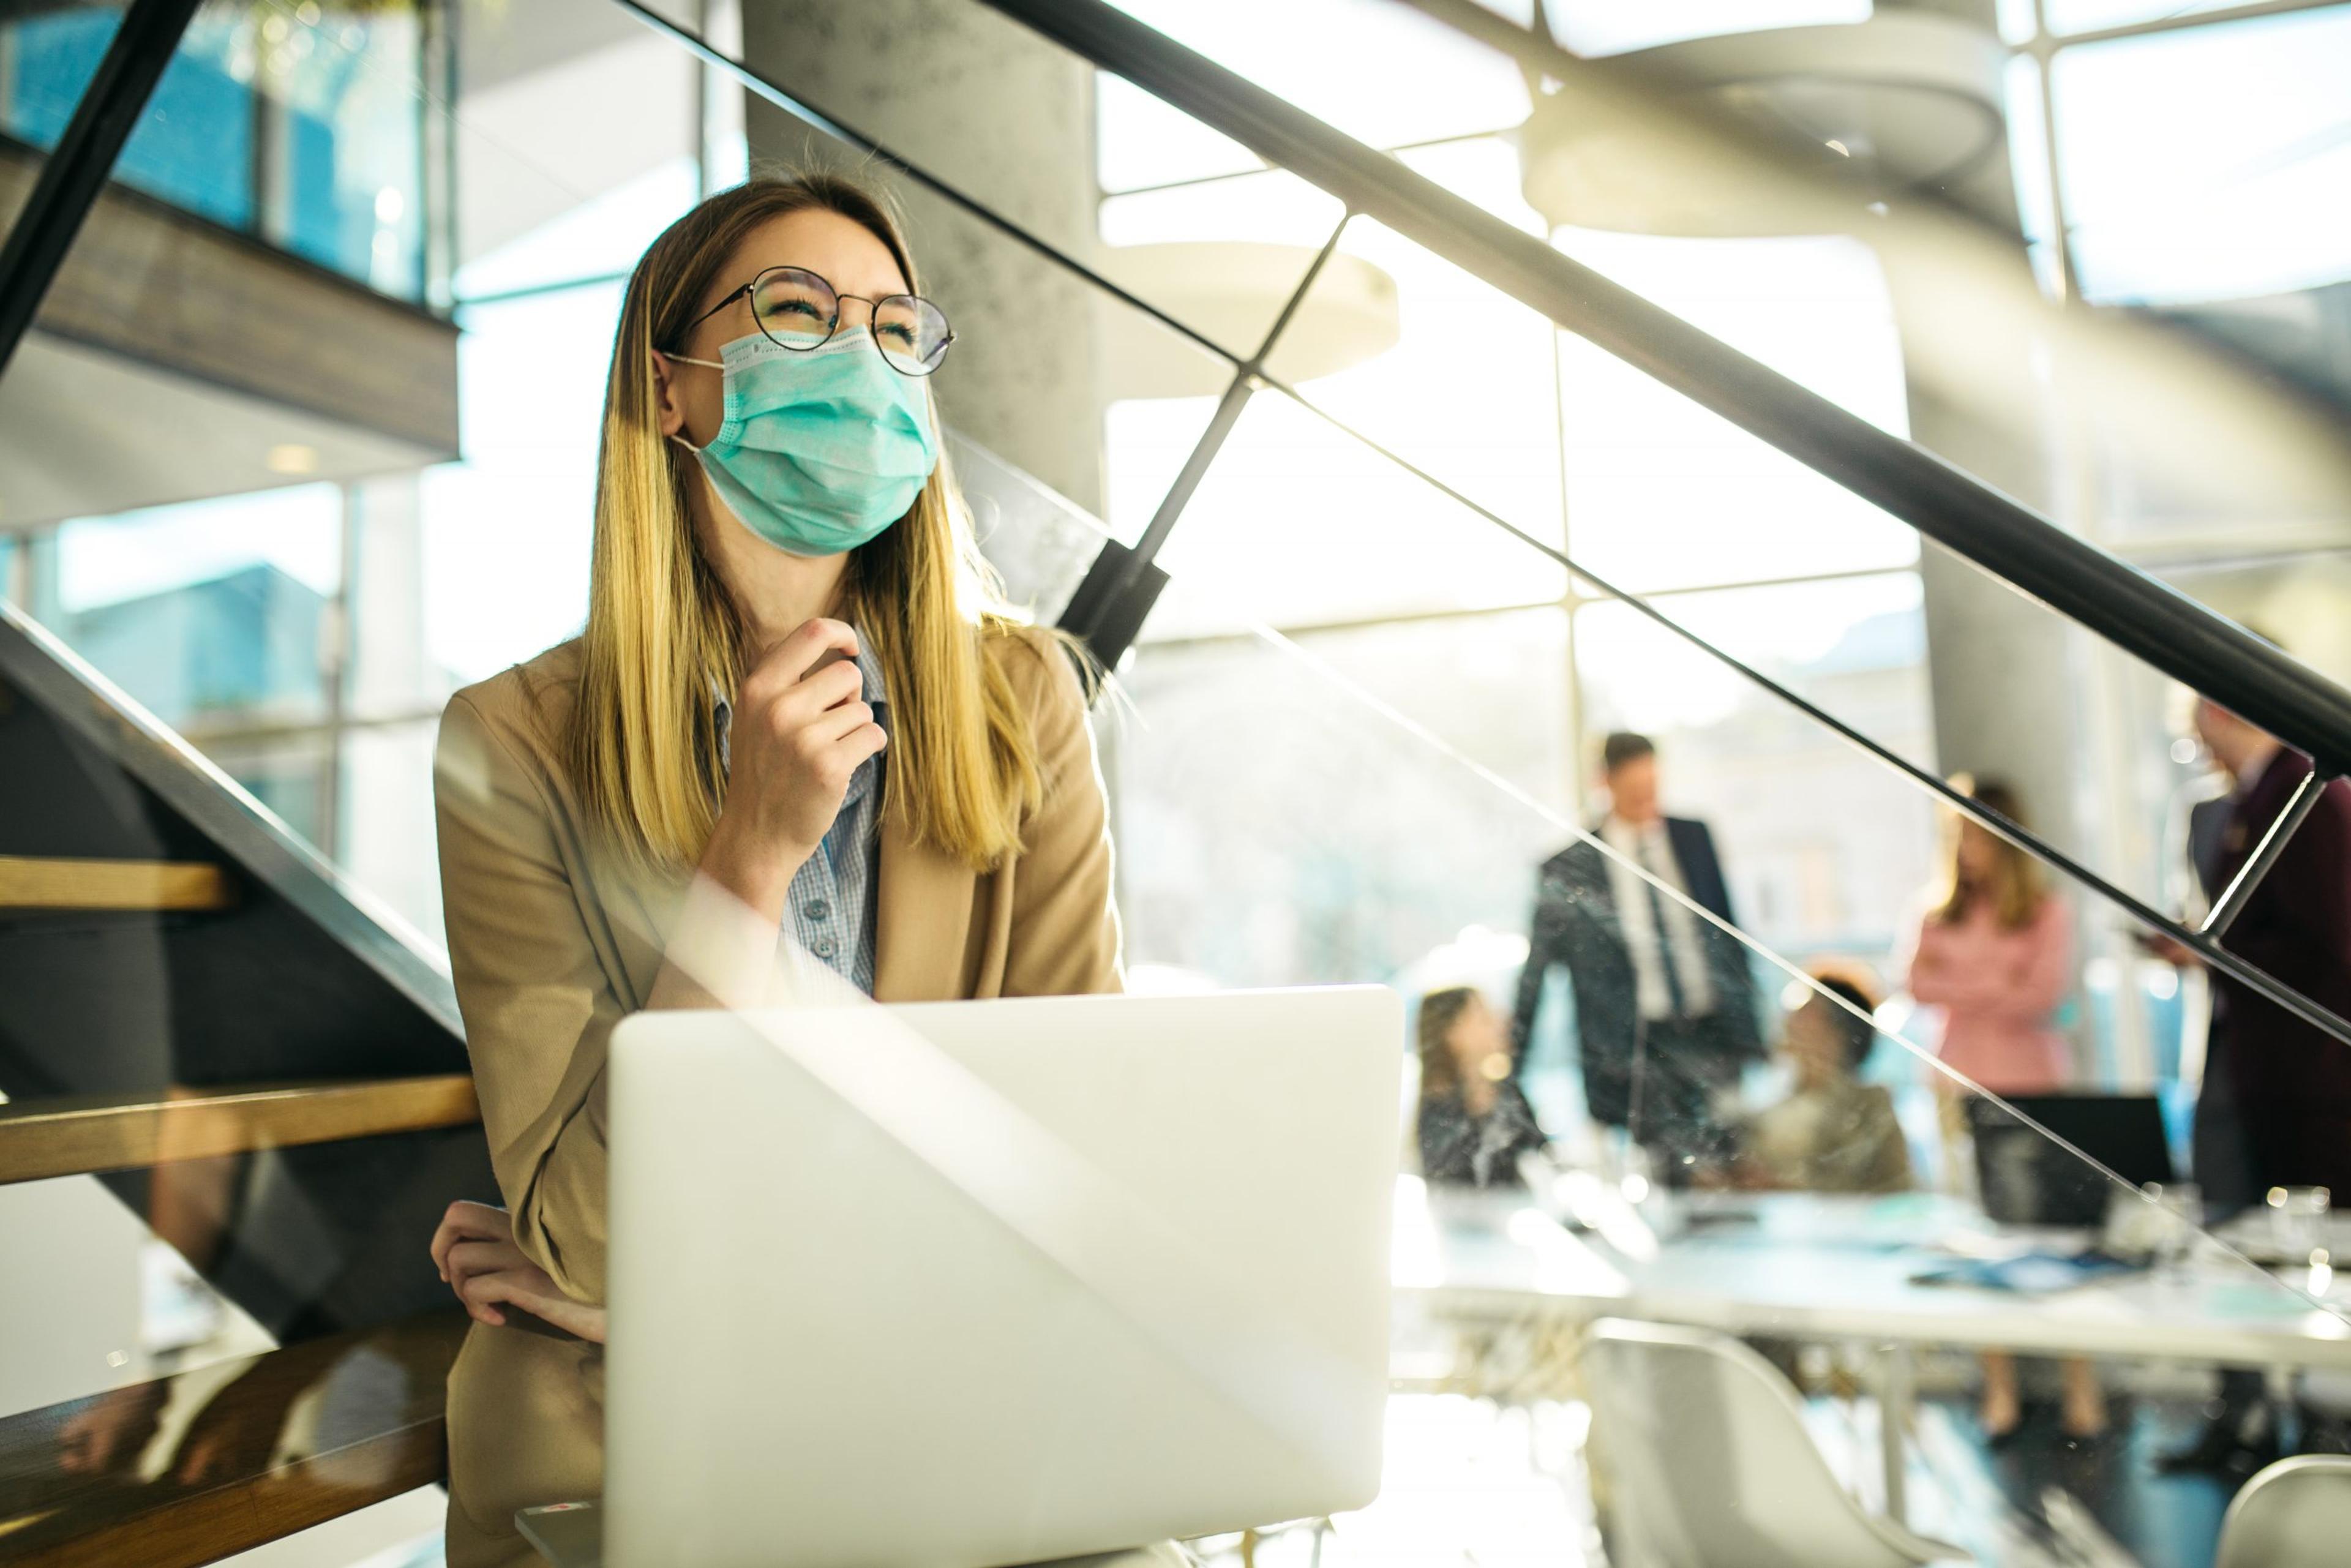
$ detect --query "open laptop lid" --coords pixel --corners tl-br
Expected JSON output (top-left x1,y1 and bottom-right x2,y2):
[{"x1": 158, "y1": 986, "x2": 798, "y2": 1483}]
[{"x1": 602, "y1": 987, "x2": 1400, "y2": 1568}]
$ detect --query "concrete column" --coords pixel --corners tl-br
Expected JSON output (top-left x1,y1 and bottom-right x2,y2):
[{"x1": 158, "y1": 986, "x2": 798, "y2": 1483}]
[
  {"x1": 1902, "y1": 380, "x2": 2087, "y2": 860},
  {"x1": 340, "y1": 474, "x2": 444, "y2": 942},
  {"x1": 740, "y1": 0, "x2": 1106, "y2": 516}
]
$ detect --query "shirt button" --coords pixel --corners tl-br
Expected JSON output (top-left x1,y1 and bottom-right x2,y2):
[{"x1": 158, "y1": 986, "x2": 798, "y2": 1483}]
[
  {"x1": 804, "y1": 899, "x2": 830, "y2": 923},
  {"x1": 812, "y1": 937, "x2": 836, "y2": 960}
]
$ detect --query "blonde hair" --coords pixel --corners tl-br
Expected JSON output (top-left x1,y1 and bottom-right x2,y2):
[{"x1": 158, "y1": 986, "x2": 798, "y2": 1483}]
[
  {"x1": 565, "y1": 172, "x2": 1051, "y2": 872},
  {"x1": 1930, "y1": 775, "x2": 2046, "y2": 931}
]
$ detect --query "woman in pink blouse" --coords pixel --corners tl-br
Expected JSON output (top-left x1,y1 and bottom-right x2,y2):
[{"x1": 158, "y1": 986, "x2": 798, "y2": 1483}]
[
  {"x1": 1908, "y1": 778, "x2": 2072, "y2": 1095},
  {"x1": 1907, "y1": 778, "x2": 2102, "y2": 1443}
]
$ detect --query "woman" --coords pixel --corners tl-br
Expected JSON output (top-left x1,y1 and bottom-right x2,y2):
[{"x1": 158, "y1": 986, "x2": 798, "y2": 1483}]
[
  {"x1": 1740, "y1": 970, "x2": 1911, "y2": 1195},
  {"x1": 1417, "y1": 987, "x2": 1548, "y2": 1188},
  {"x1": 423, "y1": 174, "x2": 1122, "y2": 1566},
  {"x1": 1906, "y1": 778, "x2": 2100, "y2": 1443},
  {"x1": 1908, "y1": 778, "x2": 2072, "y2": 1097}
]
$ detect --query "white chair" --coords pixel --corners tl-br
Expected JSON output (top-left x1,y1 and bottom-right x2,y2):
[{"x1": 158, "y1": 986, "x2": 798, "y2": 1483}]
[
  {"x1": 1580, "y1": 1318, "x2": 1967, "y2": 1568},
  {"x1": 2214, "y1": 1454, "x2": 2351, "y2": 1568}
]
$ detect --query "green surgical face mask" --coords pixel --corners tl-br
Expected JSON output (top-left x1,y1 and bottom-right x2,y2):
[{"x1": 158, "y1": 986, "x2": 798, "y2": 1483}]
[{"x1": 669, "y1": 328, "x2": 940, "y2": 557}]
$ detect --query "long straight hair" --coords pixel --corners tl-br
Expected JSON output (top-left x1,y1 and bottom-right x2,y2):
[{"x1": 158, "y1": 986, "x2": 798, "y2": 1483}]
[
  {"x1": 1416, "y1": 986, "x2": 1480, "y2": 1104},
  {"x1": 565, "y1": 173, "x2": 1046, "y2": 872},
  {"x1": 1930, "y1": 775, "x2": 2045, "y2": 930}
]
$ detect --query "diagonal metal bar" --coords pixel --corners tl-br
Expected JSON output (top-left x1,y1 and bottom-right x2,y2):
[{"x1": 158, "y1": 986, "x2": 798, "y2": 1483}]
[
  {"x1": 1061, "y1": 216, "x2": 1352, "y2": 662},
  {"x1": 2204, "y1": 767, "x2": 2333, "y2": 937},
  {"x1": 1127, "y1": 217, "x2": 1351, "y2": 580},
  {"x1": 0, "y1": 0, "x2": 203, "y2": 381}
]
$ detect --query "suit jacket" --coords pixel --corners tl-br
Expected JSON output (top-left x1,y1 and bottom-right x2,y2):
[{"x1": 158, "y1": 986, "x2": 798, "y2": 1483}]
[
  {"x1": 1510, "y1": 817, "x2": 1763, "y2": 1122},
  {"x1": 430, "y1": 628, "x2": 1122, "y2": 1566},
  {"x1": 2189, "y1": 795, "x2": 2232, "y2": 899},
  {"x1": 2206, "y1": 749, "x2": 2351, "y2": 1193}
]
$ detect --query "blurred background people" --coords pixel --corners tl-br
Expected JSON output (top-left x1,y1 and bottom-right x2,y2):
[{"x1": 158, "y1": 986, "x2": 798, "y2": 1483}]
[
  {"x1": 1418, "y1": 986, "x2": 1548, "y2": 1190},
  {"x1": 1739, "y1": 970, "x2": 1911, "y2": 1195},
  {"x1": 1905, "y1": 778, "x2": 2101, "y2": 1444},
  {"x1": 1512, "y1": 732, "x2": 1762, "y2": 1187},
  {"x1": 1907, "y1": 778, "x2": 2072, "y2": 1100},
  {"x1": 2150, "y1": 693, "x2": 2351, "y2": 1472}
]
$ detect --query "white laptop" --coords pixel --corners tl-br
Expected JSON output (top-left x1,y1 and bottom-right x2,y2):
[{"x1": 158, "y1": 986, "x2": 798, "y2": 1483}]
[{"x1": 600, "y1": 986, "x2": 1401, "y2": 1568}]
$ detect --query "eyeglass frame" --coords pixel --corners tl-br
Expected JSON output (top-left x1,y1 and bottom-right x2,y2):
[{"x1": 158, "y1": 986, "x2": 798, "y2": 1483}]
[{"x1": 672, "y1": 264, "x2": 956, "y2": 376}]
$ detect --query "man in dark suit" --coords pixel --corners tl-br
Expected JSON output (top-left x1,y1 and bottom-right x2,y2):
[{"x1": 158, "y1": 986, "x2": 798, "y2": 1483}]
[
  {"x1": 1510, "y1": 732, "x2": 1762, "y2": 1184},
  {"x1": 2157, "y1": 694, "x2": 2351, "y2": 1471},
  {"x1": 2185, "y1": 792, "x2": 2258, "y2": 1215}
]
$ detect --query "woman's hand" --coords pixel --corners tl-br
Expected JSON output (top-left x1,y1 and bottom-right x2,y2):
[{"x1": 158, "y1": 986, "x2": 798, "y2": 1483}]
[
  {"x1": 430, "y1": 1200, "x2": 607, "y2": 1344},
  {"x1": 705, "y1": 617, "x2": 887, "y2": 893}
]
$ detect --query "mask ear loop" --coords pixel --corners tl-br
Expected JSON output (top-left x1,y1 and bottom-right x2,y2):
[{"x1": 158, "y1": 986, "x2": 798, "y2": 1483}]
[{"x1": 654, "y1": 347, "x2": 724, "y2": 454}]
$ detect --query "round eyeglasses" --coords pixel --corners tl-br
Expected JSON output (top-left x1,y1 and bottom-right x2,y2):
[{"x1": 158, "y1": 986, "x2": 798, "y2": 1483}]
[{"x1": 677, "y1": 264, "x2": 955, "y2": 377}]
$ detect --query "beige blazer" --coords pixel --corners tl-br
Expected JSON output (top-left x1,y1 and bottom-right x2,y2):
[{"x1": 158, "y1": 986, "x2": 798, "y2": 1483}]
[{"x1": 431, "y1": 628, "x2": 1122, "y2": 1567}]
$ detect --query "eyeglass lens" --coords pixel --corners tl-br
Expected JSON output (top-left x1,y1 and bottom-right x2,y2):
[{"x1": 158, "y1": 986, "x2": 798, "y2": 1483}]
[{"x1": 749, "y1": 267, "x2": 953, "y2": 376}]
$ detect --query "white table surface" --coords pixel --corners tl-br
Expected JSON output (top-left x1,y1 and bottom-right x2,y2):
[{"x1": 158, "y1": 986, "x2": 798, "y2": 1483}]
[{"x1": 1392, "y1": 1176, "x2": 2351, "y2": 1370}]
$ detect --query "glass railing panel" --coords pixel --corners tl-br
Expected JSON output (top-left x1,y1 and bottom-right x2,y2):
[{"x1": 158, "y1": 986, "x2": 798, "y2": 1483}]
[
  {"x1": 0, "y1": 1125, "x2": 477, "y2": 1412},
  {"x1": 1109, "y1": 545, "x2": 2351, "y2": 1568},
  {"x1": 1141, "y1": 392, "x2": 1569, "y2": 640},
  {"x1": 1074, "y1": 0, "x2": 2351, "y2": 612},
  {"x1": 1258, "y1": 214, "x2": 1564, "y2": 553},
  {"x1": 1097, "y1": 166, "x2": 1349, "y2": 369}
]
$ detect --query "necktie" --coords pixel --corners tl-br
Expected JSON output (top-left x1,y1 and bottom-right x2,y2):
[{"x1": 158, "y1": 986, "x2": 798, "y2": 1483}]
[{"x1": 1640, "y1": 833, "x2": 1690, "y2": 1019}]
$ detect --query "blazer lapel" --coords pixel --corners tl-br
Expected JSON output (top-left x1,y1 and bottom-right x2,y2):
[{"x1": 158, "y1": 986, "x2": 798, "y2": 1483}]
[{"x1": 872, "y1": 786, "x2": 976, "y2": 1002}]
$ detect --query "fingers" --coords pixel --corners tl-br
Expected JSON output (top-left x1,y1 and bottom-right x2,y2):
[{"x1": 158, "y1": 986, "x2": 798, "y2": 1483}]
[
  {"x1": 444, "y1": 1238, "x2": 526, "y2": 1286},
  {"x1": 807, "y1": 698, "x2": 880, "y2": 746},
  {"x1": 767, "y1": 659, "x2": 865, "y2": 727},
  {"x1": 462, "y1": 1269, "x2": 610, "y2": 1345},
  {"x1": 836, "y1": 721, "x2": 889, "y2": 770},
  {"x1": 750, "y1": 617, "x2": 860, "y2": 689},
  {"x1": 431, "y1": 1199, "x2": 511, "y2": 1280}
]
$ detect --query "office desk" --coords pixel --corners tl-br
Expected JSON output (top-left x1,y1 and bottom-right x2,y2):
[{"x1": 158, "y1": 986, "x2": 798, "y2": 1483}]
[{"x1": 1391, "y1": 1177, "x2": 2351, "y2": 1523}]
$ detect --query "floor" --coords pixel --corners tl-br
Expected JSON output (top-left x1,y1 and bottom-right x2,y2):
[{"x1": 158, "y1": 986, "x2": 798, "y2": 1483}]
[
  {"x1": 1785, "y1": 1385, "x2": 2251, "y2": 1568},
  {"x1": 1188, "y1": 1386, "x2": 2259, "y2": 1568},
  {"x1": 219, "y1": 1387, "x2": 2264, "y2": 1567}
]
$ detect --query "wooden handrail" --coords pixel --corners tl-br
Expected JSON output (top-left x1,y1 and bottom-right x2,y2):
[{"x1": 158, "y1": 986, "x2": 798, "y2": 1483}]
[
  {"x1": 0, "y1": 857, "x2": 233, "y2": 912},
  {"x1": 0, "y1": 1076, "x2": 481, "y2": 1185},
  {"x1": 0, "y1": 1313, "x2": 467, "y2": 1567}
]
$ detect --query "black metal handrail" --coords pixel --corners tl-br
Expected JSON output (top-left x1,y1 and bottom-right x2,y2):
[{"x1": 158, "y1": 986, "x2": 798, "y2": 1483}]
[
  {"x1": 975, "y1": 0, "x2": 2351, "y2": 783},
  {"x1": 610, "y1": 0, "x2": 2351, "y2": 1047}
]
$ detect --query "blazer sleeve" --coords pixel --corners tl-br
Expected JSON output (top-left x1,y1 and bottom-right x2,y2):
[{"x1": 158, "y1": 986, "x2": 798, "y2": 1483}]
[
  {"x1": 1001, "y1": 637, "x2": 1123, "y2": 998},
  {"x1": 1510, "y1": 858, "x2": 1572, "y2": 1062},
  {"x1": 433, "y1": 691, "x2": 618, "y2": 1307},
  {"x1": 2222, "y1": 785, "x2": 2351, "y2": 991}
]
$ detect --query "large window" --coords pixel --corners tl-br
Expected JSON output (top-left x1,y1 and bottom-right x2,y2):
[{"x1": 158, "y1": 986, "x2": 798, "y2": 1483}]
[{"x1": 1097, "y1": 109, "x2": 1937, "y2": 1008}]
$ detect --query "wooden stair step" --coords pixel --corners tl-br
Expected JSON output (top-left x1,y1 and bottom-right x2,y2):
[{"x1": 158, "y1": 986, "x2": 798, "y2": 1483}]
[{"x1": 0, "y1": 857, "x2": 233, "y2": 913}]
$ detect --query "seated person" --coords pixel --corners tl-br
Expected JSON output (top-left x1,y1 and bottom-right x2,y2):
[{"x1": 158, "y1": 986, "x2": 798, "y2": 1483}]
[
  {"x1": 1739, "y1": 971, "x2": 1912, "y2": 1195},
  {"x1": 1417, "y1": 986, "x2": 1548, "y2": 1188}
]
